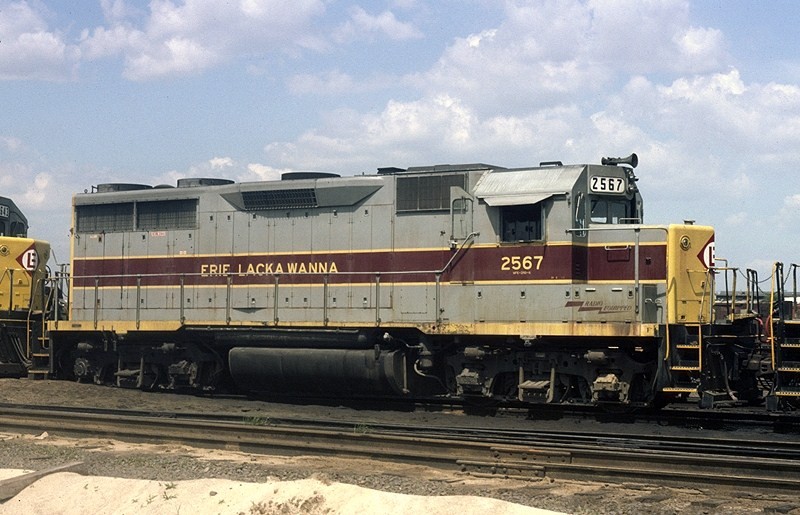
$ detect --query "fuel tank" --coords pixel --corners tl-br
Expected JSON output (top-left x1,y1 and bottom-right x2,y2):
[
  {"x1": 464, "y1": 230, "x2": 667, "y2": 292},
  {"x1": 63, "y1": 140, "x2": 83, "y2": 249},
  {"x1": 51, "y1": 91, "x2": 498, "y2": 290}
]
[{"x1": 228, "y1": 347, "x2": 408, "y2": 396}]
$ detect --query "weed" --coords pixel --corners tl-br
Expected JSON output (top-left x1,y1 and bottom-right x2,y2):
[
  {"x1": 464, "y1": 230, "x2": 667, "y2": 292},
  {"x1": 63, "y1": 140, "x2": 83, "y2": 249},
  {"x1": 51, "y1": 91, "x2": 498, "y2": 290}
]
[
  {"x1": 249, "y1": 501, "x2": 269, "y2": 514},
  {"x1": 353, "y1": 423, "x2": 372, "y2": 434},
  {"x1": 243, "y1": 416, "x2": 270, "y2": 426}
]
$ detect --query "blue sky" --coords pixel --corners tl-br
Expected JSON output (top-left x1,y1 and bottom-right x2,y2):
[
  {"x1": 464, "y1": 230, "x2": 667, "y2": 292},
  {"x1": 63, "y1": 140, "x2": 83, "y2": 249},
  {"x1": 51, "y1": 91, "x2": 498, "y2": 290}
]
[{"x1": 1, "y1": 0, "x2": 800, "y2": 280}]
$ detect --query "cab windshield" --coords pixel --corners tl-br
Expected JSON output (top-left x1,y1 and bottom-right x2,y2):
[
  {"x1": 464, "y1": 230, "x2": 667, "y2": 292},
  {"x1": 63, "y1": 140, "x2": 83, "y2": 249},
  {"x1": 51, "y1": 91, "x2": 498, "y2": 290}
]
[{"x1": 590, "y1": 198, "x2": 637, "y2": 224}]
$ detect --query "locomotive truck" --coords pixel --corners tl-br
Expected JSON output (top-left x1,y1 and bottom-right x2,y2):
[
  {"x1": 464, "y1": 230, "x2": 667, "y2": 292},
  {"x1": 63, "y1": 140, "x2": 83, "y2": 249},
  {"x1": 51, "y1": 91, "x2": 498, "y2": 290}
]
[{"x1": 4, "y1": 154, "x2": 797, "y2": 409}]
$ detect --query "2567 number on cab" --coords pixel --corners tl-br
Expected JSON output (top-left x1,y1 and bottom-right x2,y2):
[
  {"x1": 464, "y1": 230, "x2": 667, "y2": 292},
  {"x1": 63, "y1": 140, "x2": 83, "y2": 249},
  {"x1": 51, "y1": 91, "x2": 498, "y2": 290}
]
[
  {"x1": 500, "y1": 255, "x2": 543, "y2": 272},
  {"x1": 590, "y1": 176, "x2": 625, "y2": 194}
]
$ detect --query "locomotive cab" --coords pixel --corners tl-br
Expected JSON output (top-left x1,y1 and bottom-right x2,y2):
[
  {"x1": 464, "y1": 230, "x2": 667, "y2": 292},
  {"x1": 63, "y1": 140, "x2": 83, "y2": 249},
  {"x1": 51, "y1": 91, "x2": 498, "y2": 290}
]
[{"x1": 0, "y1": 196, "x2": 29, "y2": 238}]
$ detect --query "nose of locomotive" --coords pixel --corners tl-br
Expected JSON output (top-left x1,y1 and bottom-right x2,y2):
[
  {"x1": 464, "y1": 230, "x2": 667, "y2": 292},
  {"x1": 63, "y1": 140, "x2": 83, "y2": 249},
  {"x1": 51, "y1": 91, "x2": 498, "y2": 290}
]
[{"x1": 666, "y1": 224, "x2": 715, "y2": 324}]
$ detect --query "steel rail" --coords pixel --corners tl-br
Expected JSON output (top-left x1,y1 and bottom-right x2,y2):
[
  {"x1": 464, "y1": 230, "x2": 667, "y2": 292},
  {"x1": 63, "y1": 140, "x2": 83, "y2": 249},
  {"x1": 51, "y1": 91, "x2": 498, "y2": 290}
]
[
  {"x1": 1, "y1": 405, "x2": 800, "y2": 492},
  {"x1": 7, "y1": 401, "x2": 800, "y2": 460},
  {"x1": 4, "y1": 399, "x2": 800, "y2": 441}
]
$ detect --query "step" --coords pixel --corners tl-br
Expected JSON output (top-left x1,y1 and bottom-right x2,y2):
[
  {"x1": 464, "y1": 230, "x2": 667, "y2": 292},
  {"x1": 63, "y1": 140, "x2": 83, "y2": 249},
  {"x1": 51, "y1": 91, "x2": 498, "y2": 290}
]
[
  {"x1": 661, "y1": 387, "x2": 697, "y2": 394},
  {"x1": 704, "y1": 334, "x2": 746, "y2": 341},
  {"x1": 670, "y1": 366, "x2": 701, "y2": 371},
  {"x1": 518, "y1": 380, "x2": 550, "y2": 391},
  {"x1": 779, "y1": 330, "x2": 800, "y2": 340},
  {"x1": 26, "y1": 369, "x2": 50, "y2": 379}
]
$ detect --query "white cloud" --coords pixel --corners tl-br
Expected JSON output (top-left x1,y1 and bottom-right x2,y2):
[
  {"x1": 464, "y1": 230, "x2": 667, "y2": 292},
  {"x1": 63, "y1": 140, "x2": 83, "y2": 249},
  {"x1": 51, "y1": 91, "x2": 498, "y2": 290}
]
[
  {"x1": 100, "y1": 0, "x2": 142, "y2": 22},
  {"x1": 79, "y1": 24, "x2": 147, "y2": 60},
  {"x1": 4, "y1": 0, "x2": 800, "y2": 275},
  {"x1": 265, "y1": 96, "x2": 474, "y2": 170},
  {"x1": 288, "y1": 70, "x2": 356, "y2": 95},
  {"x1": 407, "y1": 0, "x2": 731, "y2": 116},
  {"x1": 411, "y1": 5, "x2": 603, "y2": 114},
  {"x1": 390, "y1": 0, "x2": 419, "y2": 9},
  {"x1": 333, "y1": 6, "x2": 423, "y2": 43},
  {"x1": 725, "y1": 211, "x2": 748, "y2": 227},
  {"x1": 677, "y1": 26, "x2": 726, "y2": 70},
  {"x1": 0, "y1": 134, "x2": 77, "y2": 260},
  {"x1": 781, "y1": 194, "x2": 800, "y2": 218},
  {"x1": 254, "y1": 0, "x2": 800, "y2": 202},
  {"x1": 587, "y1": 0, "x2": 727, "y2": 73},
  {"x1": 79, "y1": 0, "x2": 327, "y2": 80},
  {"x1": 246, "y1": 163, "x2": 288, "y2": 181},
  {"x1": 287, "y1": 70, "x2": 398, "y2": 95},
  {"x1": 22, "y1": 172, "x2": 50, "y2": 207},
  {"x1": 254, "y1": 0, "x2": 800, "y2": 273},
  {"x1": 0, "y1": 136, "x2": 23, "y2": 152},
  {"x1": 465, "y1": 29, "x2": 496, "y2": 49},
  {"x1": 125, "y1": 36, "x2": 221, "y2": 78},
  {"x1": 158, "y1": 157, "x2": 297, "y2": 186},
  {"x1": 0, "y1": 1, "x2": 80, "y2": 80},
  {"x1": 209, "y1": 157, "x2": 235, "y2": 170},
  {"x1": 661, "y1": 69, "x2": 746, "y2": 102},
  {"x1": 159, "y1": 156, "x2": 244, "y2": 185},
  {"x1": 264, "y1": 94, "x2": 596, "y2": 171}
]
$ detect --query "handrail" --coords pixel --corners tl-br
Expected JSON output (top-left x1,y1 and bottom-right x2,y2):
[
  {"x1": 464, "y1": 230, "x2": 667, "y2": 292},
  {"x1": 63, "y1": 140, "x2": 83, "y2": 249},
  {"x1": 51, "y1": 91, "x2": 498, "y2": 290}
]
[
  {"x1": 567, "y1": 224, "x2": 665, "y2": 324},
  {"x1": 77, "y1": 235, "x2": 482, "y2": 328},
  {"x1": 746, "y1": 268, "x2": 761, "y2": 316},
  {"x1": 71, "y1": 234, "x2": 482, "y2": 284},
  {"x1": 45, "y1": 267, "x2": 70, "y2": 329},
  {"x1": 770, "y1": 262, "x2": 779, "y2": 371},
  {"x1": 708, "y1": 265, "x2": 747, "y2": 321}
]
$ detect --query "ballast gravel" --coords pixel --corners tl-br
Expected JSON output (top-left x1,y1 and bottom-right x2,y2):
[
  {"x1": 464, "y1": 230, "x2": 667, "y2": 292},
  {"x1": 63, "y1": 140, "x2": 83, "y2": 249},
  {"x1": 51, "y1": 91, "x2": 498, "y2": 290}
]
[{"x1": 1, "y1": 379, "x2": 799, "y2": 514}]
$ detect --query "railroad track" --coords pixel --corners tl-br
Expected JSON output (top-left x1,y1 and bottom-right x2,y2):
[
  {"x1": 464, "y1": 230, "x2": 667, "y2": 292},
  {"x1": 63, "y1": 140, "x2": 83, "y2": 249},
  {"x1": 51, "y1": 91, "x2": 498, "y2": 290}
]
[
  {"x1": 248, "y1": 393, "x2": 800, "y2": 433},
  {"x1": 1, "y1": 404, "x2": 799, "y2": 493}
]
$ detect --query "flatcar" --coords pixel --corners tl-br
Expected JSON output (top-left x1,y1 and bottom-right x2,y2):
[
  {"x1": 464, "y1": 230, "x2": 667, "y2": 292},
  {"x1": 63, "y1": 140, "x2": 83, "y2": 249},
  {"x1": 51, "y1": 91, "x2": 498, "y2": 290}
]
[{"x1": 21, "y1": 153, "x2": 791, "y2": 409}]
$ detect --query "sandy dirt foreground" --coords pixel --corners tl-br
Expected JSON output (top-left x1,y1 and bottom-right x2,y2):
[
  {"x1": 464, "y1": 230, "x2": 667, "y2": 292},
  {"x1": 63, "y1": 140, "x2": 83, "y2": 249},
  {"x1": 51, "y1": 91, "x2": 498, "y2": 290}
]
[{"x1": 0, "y1": 470, "x2": 562, "y2": 515}]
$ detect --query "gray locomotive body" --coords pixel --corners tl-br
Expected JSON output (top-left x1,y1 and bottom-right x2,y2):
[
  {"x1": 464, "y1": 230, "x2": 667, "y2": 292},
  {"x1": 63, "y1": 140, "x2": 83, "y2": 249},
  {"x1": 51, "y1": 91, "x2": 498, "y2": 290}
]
[{"x1": 49, "y1": 156, "x2": 740, "y2": 407}]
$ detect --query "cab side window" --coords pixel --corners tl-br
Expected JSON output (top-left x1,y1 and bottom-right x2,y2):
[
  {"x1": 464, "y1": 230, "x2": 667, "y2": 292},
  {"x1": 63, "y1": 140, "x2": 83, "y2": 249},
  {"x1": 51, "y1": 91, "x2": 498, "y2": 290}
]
[
  {"x1": 10, "y1": 221, "x2": 25, "y2": 237},
  {"x1": 590, "y1": 199, "x2": 608, "y2": 223},
  {"x1": 501, "y1": 203, "x2": 543, "y2": 242}
]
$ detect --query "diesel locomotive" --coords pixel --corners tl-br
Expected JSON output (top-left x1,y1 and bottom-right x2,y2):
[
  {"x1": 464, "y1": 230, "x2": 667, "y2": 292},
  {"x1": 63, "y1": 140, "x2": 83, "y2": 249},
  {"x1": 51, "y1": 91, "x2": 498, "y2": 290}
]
[
  {"x1": 4, "y1": 154, "x2": 798, "y2": 409},
  {"x1": 0, "y1": 196, "x2": 54, "y2": 377}
]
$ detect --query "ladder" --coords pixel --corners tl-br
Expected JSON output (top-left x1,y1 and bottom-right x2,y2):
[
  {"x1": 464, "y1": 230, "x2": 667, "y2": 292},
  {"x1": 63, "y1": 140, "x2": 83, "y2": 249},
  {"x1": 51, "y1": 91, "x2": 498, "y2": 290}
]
[
  {"x1": 663, "y1": 323, "x2": 702, "y2": 397},
  {"x1": 24, "y1": 272, "x2": 61, "y2": 379},
  {"x1": 767, "y1": 262, "x2": 800, "y2": 410},
  {"x1": 664, "y1": 265, "x2": 763, "y2": 407}
]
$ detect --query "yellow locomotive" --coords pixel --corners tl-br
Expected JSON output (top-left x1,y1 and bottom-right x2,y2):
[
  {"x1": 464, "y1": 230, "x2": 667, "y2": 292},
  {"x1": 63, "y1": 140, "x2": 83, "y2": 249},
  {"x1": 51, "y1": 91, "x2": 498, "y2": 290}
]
[{"x1": 0, "y1": 196, "x2": 56, "y2": 377}]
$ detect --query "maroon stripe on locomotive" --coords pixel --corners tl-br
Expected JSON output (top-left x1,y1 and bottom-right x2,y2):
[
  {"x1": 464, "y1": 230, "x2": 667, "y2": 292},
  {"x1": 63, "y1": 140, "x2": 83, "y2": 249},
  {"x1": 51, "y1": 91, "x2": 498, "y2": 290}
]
[{"x1": 72, "y1": 242, "x2": 667, "y2": 289}]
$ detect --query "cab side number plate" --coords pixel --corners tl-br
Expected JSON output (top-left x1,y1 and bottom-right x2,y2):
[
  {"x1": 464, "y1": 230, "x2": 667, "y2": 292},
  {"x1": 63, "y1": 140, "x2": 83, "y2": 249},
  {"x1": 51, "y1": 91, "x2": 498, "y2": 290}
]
[{"x1": 590, "y1": 176, "x2": 625, "y2": 194}]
